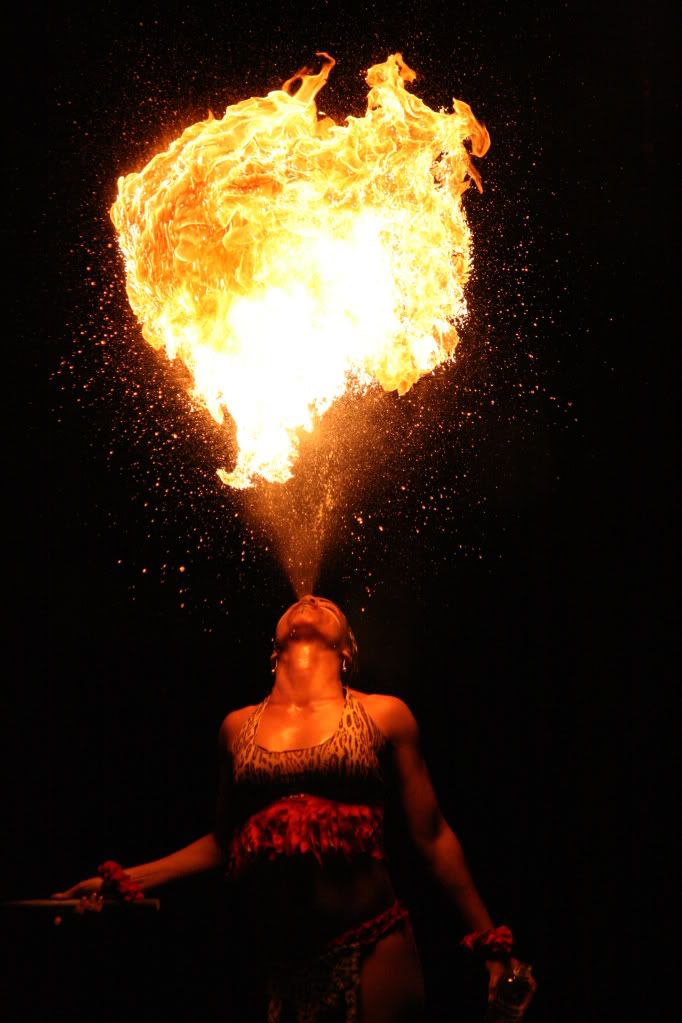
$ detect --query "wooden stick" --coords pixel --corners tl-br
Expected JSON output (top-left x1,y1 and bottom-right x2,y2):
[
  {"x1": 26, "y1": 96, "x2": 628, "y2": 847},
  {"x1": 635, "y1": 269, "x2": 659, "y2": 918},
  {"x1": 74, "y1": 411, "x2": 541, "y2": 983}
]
[{"x1": 2, "y1": 899, "x2": 160, "y2": 910}]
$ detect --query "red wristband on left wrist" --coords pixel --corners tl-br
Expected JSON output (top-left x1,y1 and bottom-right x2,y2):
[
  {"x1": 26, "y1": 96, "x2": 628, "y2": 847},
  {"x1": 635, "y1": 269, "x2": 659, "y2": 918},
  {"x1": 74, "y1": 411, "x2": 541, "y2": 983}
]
[{"x1": 460, "y1": 925, "x2": 513, "y2": 960}]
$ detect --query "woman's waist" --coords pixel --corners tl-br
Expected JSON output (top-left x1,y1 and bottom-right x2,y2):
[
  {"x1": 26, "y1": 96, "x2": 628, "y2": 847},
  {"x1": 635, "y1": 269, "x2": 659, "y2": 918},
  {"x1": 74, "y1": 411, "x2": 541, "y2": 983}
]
[
  {"x1": 313, "y1": 855, "x2": 397, "y2": 934},
  {"x1": 233, "y1": 854, "x2": 398, "y2": 954}
]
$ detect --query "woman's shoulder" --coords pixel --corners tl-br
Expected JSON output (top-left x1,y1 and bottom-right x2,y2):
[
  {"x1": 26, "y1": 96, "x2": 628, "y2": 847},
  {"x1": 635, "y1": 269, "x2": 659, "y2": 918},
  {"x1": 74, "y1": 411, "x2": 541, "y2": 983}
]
[
  {"x1": 349, "y1": 689, "x2": 417, "y2": 742},
  {"x1": 218, "y1": 702, "x2": 261, "y2": 753}
]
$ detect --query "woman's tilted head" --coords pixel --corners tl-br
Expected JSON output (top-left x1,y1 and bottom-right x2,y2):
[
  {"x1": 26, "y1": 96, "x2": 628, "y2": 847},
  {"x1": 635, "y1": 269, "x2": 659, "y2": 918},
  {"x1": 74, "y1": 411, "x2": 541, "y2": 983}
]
[{"x1": 272, "y1": 596, "x2": 358, "y2": 677}]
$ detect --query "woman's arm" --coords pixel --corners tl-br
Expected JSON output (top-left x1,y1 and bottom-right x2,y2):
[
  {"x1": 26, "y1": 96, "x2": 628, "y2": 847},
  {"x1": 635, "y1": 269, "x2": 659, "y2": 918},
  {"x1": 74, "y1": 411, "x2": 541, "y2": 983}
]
[
  {"x1": 53, "y1": 710, "x2": 239, "y2": 900},
  {"x1": 377, "y1": 695, "x2": 493, "y2": 932},
  {"x1": 375, "y1": 695, "x2": 518, "y2": 999},
  {"x1": 124, "y1": 832, "x2": 225, "y2": 891},
  {"x1": 52, "y1": 832, "x2": 224, "y2": 900}
]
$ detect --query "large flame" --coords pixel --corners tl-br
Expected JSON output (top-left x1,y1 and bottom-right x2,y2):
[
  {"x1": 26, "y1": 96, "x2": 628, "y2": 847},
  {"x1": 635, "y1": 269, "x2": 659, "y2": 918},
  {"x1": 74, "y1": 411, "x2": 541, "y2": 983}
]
[{"x1": 111, "y1": 53, "x2": 489, "y2": 488}]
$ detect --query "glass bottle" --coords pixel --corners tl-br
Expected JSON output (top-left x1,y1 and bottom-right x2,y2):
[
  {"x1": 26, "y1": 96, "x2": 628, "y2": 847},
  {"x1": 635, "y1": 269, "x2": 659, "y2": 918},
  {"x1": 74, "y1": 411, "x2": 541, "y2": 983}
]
[{"x1": 484, "y1": 961, "x2": 535, "y2": 1021}]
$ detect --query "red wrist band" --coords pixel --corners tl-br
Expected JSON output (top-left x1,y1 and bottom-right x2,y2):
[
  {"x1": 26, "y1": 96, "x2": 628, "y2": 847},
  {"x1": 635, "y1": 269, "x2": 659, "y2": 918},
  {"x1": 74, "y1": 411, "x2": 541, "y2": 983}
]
[
  {"x1": 460, "y1": 925, "x2": 513, "y2": 960},
  {"x1": 98, "y1": 860, "x2": 144, "y2": 902}
]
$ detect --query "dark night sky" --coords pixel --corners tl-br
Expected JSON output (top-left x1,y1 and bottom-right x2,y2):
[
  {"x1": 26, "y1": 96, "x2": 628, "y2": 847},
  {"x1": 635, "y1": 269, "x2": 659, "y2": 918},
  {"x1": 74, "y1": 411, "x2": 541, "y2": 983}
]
[{"x1": 6, "y1": 2, "x2": 678, "y2": 1021}]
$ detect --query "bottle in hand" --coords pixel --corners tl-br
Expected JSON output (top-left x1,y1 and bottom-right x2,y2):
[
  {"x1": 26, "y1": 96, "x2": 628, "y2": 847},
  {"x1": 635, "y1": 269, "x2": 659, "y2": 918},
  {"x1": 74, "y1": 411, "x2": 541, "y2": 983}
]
[{"x1": 484, "y1": 961, "x2": 535, "y2": 1021}]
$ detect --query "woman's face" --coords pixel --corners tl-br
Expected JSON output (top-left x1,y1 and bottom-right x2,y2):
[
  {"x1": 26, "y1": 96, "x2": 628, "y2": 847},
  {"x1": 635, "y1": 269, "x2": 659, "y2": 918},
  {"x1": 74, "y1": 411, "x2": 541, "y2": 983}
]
[{"x1": 274, "y1": 595, "x2": 350, "y2": 653}]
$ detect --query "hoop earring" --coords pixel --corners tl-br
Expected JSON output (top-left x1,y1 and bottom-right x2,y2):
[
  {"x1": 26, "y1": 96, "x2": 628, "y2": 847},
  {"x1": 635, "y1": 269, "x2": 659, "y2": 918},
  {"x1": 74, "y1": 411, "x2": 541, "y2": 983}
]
[{"x1": 341, "y1": 658, "x2": 348, "y2": 675}]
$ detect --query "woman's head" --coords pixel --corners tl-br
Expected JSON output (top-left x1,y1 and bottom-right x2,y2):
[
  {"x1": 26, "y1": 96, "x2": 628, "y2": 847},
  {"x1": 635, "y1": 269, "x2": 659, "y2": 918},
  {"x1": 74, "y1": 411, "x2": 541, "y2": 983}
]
[{"x1": 272, "y1": 596, "x2": 358, "y2": 678}]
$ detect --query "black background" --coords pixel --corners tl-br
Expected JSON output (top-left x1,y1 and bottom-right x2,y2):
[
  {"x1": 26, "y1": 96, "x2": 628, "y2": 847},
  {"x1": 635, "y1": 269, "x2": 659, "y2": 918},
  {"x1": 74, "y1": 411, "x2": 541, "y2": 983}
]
[{"x1": 6, "y1": 1, "x2": 678, "y2": 1020}]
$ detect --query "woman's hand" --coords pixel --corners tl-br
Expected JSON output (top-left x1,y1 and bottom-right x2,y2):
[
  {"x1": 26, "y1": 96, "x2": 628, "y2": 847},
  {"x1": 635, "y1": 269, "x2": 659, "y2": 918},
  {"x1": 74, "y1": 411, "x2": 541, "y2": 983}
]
[
  {"x1": 485, "y1": 958, "x2": 537, "y2": 1005},
  {"x1": 51, "y1": 876, "x2": 105, "y2": 912}
]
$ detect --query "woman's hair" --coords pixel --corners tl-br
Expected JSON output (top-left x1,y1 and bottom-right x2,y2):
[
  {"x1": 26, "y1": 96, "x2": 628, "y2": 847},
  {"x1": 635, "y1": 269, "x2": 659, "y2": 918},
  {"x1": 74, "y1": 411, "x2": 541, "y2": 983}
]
[{"x1": 344, "y1": 623, "x2": 359, "y2": 679}]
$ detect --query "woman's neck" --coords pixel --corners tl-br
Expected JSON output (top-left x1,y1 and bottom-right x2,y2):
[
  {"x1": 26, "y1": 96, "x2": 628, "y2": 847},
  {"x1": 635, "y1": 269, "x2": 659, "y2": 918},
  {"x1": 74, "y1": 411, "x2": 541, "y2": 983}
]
[{"x1": 271, "y1": 641, "x2": 344, "y2": 706}]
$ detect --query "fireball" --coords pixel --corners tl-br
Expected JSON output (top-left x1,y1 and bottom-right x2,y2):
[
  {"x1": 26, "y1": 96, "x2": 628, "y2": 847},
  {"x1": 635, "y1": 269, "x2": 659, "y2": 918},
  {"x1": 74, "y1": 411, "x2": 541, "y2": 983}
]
[{"x1": 110, "y1": 53, "x2": 489, "y2": 488}]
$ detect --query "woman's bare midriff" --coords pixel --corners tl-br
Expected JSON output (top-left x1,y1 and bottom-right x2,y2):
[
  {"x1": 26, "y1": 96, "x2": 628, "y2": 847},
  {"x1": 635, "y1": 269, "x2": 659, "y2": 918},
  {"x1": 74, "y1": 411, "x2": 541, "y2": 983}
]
[
  {"x1": 313, "y1": 857, "x2": 398, "y2": 932},
  {"x1": 237, "y1": 855, "x2": 398, "y2": 961}
]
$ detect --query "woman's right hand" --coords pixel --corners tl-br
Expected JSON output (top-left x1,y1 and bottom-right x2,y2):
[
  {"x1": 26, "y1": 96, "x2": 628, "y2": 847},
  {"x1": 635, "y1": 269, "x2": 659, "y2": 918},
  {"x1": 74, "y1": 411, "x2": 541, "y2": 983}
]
[{"x1": 51, "y1": 876, "x2": 104, "y2": 906}]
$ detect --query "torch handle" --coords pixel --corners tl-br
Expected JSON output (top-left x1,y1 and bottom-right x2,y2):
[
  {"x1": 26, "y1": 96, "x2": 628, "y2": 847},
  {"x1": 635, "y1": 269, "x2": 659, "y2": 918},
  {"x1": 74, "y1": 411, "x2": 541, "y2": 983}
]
[{"x1": 2, "y1": 898, "x2": 160, "y2": 910}]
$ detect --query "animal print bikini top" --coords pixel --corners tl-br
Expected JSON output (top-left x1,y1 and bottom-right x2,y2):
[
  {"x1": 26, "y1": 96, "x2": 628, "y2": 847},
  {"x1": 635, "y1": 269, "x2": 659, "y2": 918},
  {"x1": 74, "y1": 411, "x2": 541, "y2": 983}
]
[
  {"x1": 231, "y1": 687, "x2": 388, "y2": 819},
  {"x1": 227, "y1": 688, "x2": 390, "y2": 876}
]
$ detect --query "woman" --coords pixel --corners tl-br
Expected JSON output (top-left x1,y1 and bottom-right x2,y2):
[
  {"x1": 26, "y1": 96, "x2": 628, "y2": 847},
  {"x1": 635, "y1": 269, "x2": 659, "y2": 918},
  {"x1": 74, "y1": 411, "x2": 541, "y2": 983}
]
[{"x1": 54, "y1": 595, "x2": 524, "y2": 1022}]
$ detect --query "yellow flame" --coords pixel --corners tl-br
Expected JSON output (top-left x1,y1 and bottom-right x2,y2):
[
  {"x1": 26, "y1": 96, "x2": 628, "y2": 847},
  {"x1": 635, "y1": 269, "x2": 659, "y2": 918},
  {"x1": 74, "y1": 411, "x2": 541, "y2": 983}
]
[{"x1": 110, "y1": 53, "x2": 489, "y2": 488}]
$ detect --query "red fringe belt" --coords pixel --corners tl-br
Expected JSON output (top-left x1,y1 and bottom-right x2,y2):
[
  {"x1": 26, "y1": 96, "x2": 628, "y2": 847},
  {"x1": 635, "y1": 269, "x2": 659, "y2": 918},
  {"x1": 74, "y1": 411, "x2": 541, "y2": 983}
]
[{"x1": 228, "y1": 794, "x2": 385, "y2": 877}]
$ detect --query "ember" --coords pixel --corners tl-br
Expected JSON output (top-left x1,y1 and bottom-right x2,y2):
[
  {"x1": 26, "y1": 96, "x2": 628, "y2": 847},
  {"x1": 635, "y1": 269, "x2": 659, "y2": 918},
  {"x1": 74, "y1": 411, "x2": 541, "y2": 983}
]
[{"x1": 110, "y1": 53, "x2": 489, "y2": 490}]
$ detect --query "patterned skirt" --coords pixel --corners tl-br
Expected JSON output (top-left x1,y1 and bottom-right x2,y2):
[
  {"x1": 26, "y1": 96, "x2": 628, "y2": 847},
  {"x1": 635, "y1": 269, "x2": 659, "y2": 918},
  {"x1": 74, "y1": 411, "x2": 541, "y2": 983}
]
[{"x1": 266, "y1": 899, "x2": 411, "y2": 1023}]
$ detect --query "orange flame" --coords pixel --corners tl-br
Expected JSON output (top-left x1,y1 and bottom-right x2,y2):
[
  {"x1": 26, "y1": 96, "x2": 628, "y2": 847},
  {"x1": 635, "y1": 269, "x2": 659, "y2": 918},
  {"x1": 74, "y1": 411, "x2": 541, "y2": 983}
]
[{"x1": 110, "y1": 53, "x2": 489, "y2": 488}]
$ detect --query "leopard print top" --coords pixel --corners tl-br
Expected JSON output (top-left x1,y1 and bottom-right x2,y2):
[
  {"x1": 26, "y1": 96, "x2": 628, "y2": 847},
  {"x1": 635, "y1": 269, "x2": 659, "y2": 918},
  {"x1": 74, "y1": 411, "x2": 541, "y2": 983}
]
[{"x1": 230, "y1": 687, "x2": 389, "y2": 830}]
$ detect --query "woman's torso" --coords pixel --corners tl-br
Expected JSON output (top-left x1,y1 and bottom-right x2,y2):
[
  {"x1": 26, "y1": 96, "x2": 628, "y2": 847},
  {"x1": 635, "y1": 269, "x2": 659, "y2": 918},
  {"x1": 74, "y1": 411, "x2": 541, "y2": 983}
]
[{"x1": 227, "y1": 687, "x2": 397, "y2": 957}]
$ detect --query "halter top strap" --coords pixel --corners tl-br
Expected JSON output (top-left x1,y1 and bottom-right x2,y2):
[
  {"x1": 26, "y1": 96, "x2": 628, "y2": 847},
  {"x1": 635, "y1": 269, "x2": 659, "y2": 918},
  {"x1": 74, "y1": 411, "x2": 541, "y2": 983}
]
[
  {"x1": 232, "y1": 694, "x2": 271, "y2": 758},
  {"x1": 348, "y1": 689, "x2": 387, "y2": 748}
]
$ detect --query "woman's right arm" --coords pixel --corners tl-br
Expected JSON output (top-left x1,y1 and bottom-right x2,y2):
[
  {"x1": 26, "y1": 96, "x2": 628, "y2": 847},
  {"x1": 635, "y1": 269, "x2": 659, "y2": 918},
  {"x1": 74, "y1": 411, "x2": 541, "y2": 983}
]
[
  {"x1": 51, "y1": 833, "x2": 224, "y2": 899},
  {"x1": 52, "y1": 709, "x2": 243, "y2": 900},
  {"x1": 118, "y1": 833, "x2": 224, "y2": 891}
]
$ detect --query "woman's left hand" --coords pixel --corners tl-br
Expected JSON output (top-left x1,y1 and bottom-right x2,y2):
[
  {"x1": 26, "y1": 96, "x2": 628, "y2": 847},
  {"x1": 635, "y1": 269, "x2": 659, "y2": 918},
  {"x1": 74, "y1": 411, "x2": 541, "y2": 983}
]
[{"x1": 485, "y1": 958, "x2": 537, "y2": 1004}]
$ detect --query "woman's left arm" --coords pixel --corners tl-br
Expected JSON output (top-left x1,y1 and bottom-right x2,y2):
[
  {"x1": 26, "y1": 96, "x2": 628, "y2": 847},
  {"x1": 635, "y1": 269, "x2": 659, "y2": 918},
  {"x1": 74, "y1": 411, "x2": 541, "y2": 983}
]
[
  {"x1": 374, "y1": 694, "x2": 512, "y2": 999},
  {"x1": 381, "y1": 695, "x2": 493, "y2": 932}
]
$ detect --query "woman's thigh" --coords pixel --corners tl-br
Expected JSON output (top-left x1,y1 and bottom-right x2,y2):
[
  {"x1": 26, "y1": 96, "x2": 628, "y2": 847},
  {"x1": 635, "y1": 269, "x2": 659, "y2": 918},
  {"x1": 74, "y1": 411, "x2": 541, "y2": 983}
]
[{"x1": 360, "y1": 925, "x2": 425, "y2": 1023}]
